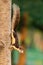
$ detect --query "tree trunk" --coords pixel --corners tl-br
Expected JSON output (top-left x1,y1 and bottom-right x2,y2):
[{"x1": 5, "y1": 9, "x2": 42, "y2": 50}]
[{"x1": 0, "y1": 0, "x2": 11, "y2": 65}]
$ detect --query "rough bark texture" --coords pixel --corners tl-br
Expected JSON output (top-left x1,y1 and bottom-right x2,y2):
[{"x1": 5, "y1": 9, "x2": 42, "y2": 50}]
[{"x1": 0, "y1": 0, "x2": 11, "y2": 65}]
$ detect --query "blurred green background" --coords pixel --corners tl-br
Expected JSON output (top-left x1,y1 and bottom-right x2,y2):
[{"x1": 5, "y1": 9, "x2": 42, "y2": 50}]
[
  {"x1": 12, "y1": 0, "x2": 43, "y2": 31},
  {"x1": 12, "y1": 0, "x2": 43, "y2": 65}
]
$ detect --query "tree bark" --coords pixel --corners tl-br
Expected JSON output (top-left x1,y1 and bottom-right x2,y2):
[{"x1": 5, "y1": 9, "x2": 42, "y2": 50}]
[{"x1": 0, "y1": 0, "x2": 11, "y2": 65}]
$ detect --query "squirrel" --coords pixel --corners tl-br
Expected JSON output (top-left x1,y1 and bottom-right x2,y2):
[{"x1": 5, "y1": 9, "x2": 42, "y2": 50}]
[{"x1": 10, "y1": 4, "x2": 23, "y2": 53}]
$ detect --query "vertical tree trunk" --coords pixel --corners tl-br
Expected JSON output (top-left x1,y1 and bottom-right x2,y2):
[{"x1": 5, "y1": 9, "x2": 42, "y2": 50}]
[{"x1": 0, "y1": 0, "x2": 11, "y2": 65}]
